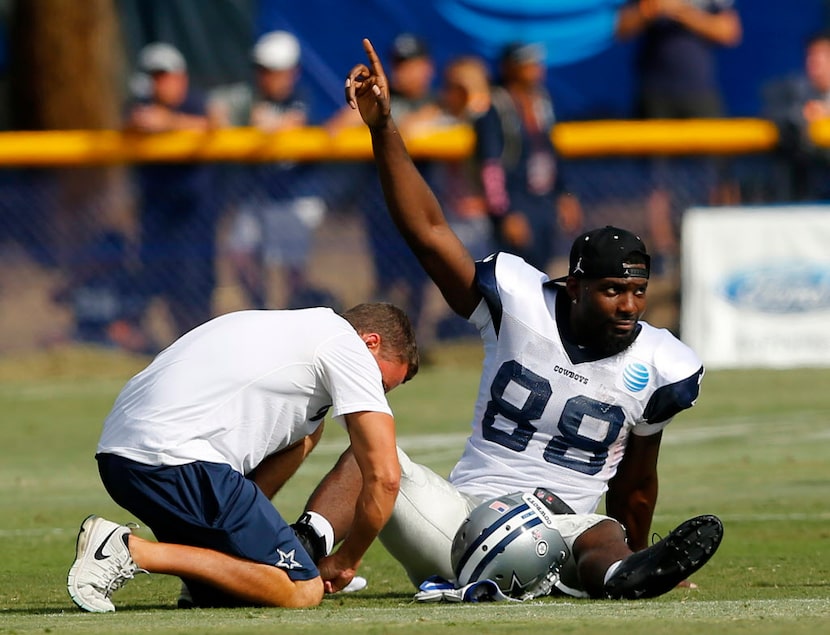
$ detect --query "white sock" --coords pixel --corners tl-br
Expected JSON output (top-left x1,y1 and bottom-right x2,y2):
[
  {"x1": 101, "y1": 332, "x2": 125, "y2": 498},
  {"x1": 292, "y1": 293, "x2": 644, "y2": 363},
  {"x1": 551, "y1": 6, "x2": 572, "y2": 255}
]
[
  {"x1": 304, "y1": 511, "x2": 335, "y2": 555},
  {"x1": 603, "y1": 560, "x2": 623, "y2": 585}
]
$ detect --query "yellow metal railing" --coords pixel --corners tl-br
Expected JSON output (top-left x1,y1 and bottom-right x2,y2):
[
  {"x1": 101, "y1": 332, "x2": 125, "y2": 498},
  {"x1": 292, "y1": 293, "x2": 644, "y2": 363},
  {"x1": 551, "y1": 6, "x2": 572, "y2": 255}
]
[{"x1": 0, "y1": 118, "x2": 827, "y2": 166}]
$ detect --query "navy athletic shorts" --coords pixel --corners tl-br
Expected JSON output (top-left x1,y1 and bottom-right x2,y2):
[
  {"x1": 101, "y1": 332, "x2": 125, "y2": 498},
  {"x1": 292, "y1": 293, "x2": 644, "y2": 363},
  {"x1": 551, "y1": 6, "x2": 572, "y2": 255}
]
[{"x1": 96, "y1": 453, "x2": 318, "y2": 606}]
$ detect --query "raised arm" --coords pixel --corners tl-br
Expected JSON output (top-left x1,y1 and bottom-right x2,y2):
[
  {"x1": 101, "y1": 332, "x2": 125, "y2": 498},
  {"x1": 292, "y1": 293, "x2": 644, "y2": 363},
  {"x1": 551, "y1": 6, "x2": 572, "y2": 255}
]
[
  {"x1": 666, "y1": 4, "x2": 742, "y2": 47},
  {"x1": 615, "y1": 0, "x2": 661, "y2": 40},
  {"x1": 345, "y1": 38, "x2": 482, "y2": 318},
  {"x1": 616, "y1": 1, "x2": 742, "y2": 48}
]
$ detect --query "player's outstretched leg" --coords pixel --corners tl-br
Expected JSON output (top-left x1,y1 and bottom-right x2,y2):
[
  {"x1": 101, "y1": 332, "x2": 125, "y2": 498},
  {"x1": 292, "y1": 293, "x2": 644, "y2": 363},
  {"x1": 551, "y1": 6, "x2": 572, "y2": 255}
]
[
  {"x1": 604, "y1": 514, "x2": 724, "y2": 599},
  {"x1": 67, "y1": 514, "x2": 145, "y2": 612}
]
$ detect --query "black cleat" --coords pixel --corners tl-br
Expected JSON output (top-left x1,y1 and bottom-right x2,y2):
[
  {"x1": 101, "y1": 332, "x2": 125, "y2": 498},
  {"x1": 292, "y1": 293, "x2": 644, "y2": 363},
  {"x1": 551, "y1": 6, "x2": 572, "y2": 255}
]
[
  {"x1": 604, "y1": 514, "x2": 724, "y2": 600},
  {"x1": 177, "y1": 581, "x2": 194, "y2": 609},
  {"x1": 291, "y1": 515, "x2": 327, "y2": 565}
]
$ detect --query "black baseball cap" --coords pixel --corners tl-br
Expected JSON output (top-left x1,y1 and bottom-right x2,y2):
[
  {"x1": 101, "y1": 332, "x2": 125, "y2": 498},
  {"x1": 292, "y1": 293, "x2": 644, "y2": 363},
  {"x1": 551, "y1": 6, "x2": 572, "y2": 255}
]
[
  {"x1": 553, "y1": 226, "x2": 650, "y2": 282},
  {"x1": 390, "y1": 33, "x2": 430, "y2": 63},
  {"x1": 500, "y1": 41, "x2": 546, "y2": 65}
]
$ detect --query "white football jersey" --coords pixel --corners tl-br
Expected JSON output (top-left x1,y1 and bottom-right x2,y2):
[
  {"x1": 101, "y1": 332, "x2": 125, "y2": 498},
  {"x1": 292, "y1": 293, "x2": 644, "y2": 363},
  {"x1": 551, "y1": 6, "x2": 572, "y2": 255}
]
[
  {"x1": 449, "y1": 253, "x2": 703, "y2": 513},
  {"x1": 97, "y1": 308, "x2": 392, "y2": 475}
]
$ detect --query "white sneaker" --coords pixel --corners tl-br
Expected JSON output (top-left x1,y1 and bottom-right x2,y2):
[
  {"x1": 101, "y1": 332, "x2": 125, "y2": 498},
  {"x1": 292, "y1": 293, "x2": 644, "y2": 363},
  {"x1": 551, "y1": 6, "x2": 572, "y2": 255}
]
[
  {"x1": 67, "y1": 515, "x2": 145, "y2": 612},
  {"x1": 339, "y1": 575, "x2": 368, "y2": 593}
]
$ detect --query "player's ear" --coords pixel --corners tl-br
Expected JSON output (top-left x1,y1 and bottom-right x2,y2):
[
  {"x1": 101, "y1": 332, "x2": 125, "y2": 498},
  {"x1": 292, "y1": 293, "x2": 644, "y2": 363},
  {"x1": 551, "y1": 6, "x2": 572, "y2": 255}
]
[
  {"x1": 565, "y1": 277, "x2": 580, "y2": 303},
  {"x1": 361, "y1": 332, "x2": 381, "y2": 351}
]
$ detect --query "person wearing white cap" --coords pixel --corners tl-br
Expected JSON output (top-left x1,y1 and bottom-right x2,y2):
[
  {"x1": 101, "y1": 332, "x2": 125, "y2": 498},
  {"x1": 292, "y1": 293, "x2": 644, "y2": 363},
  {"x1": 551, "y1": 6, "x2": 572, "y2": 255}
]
[
  {"x1": 249, "y1": 31, "x2": 304, "y2": 131},
  {"x1": 226, "y1": 30, "x2": 334, "y2": 311}
]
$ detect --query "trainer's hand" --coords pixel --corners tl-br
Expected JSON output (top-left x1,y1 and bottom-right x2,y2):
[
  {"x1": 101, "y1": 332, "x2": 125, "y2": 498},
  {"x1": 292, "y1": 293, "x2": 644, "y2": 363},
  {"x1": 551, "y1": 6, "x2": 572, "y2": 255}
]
[
  {"x1": 318, "y1": 553, "x2": 359, "y2": 594},
  {"x1": 345, "y1": 38, "x2": 391, "y2": 129}
]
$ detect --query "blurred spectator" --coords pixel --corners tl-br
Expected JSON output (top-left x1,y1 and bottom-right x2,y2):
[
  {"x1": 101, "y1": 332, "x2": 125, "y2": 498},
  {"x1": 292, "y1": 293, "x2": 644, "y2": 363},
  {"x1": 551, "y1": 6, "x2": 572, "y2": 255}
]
[
  {"x1": 51, "y1": 231, "x2": 149, "y2": 353},
  {"x1": 616, "y1": 0, "x2": 742, "y2": 275},
  {"x1": 434, "y1": 55, "x2": 495, "y2": 260},
  {"x1": 428, "y1": 55, "x2": 496, "y2": 341},
  {"x1": 225, "y1": 31, "x2": 335, "y2": 310},
  {"x1": 124, "y1": 42, "x2": 226, "y2": 343},
  {"x1": 479, "y1": 42, "x2": 582, "y2": 272},
  {"x1": 327, "y1": 34, "x2": 442, "y2": 343},
  {"x1": 327, "y1": 33, "x2": 442, "y2": 135},
  {"x1": 764, "y1": 31, "x2": 830, "y2": 201}
]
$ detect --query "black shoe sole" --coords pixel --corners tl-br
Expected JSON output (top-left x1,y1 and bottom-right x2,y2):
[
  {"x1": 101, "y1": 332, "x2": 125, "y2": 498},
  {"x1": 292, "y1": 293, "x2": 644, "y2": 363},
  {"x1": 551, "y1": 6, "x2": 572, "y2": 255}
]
[
  {"x1": 291, "y1": 520, "x2": 326, "y2": 565},
  {"x1": 604, "y1": 514, "x2": 724, "y2": 600}
]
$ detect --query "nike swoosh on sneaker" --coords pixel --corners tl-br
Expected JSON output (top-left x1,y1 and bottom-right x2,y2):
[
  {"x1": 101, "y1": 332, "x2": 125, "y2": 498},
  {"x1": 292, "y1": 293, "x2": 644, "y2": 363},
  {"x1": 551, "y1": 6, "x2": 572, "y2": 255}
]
[{"x1": 93, "y1": 527, "x2": 122, "y2": 561}]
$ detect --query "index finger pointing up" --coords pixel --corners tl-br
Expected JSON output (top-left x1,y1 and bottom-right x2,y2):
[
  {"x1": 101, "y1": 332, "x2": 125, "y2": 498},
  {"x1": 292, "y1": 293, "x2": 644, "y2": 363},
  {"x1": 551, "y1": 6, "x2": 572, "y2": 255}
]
[{"x1": 362, "y1": 38, "x2": 386, "y2": 80}]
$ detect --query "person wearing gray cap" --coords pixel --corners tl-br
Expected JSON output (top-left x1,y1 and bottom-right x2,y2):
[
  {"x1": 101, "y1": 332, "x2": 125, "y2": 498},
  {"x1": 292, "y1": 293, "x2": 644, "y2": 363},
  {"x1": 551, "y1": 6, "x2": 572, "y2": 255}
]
[
  {"x1": 129, "y1": 42, "x2": 210, "y2": 131},
  {"x1": 138, "y1": 42, "x2": 187, "y2": 75},
  {"x1": 124, "y1": 42, "x2": 225, "y2": 345}
]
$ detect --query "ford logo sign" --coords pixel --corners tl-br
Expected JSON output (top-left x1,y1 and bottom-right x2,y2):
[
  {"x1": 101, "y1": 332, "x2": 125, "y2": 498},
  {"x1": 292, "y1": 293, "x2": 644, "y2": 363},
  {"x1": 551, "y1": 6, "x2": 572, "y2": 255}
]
[{"x1": 721, "y1": 264, "x2": 830, "y2": 313}]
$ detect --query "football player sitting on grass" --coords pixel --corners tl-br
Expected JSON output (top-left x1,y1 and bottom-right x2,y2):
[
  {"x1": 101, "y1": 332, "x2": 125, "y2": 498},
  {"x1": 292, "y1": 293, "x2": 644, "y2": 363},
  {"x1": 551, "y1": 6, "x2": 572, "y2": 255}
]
[{"x1": 289, "y1": 38, "x2": 724, "y2": 602}]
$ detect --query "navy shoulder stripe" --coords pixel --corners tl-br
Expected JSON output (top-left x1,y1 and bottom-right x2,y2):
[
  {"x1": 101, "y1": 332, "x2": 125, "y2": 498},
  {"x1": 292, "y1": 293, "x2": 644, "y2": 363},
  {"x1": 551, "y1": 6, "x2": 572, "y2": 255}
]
[
  {"x1": 642, "y1": 366, "x2": 704, "y2": 424},
  {"x1": 475, "y1": 256, "x2": 503, "y2": 336}
]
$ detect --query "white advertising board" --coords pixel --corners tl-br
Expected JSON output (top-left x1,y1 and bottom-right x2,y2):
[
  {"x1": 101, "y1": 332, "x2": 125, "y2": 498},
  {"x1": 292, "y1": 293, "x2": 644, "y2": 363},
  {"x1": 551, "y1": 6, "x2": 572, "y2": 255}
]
[{"x1": 681, "y1": 206, "x2": 830, "y2": 369}]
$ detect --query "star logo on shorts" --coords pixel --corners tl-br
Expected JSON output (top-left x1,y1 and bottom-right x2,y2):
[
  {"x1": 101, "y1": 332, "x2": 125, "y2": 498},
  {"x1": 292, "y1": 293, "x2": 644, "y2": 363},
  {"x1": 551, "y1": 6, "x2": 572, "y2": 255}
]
[{"x1": 276, "y1": 548, "x2": 302, "y2": 570}]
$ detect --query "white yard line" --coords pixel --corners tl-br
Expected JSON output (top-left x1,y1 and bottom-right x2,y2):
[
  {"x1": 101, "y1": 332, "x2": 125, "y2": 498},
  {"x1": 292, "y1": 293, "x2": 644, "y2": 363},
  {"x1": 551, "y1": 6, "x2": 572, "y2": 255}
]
[{"x1": 3, "y1": 510, "x2": 829, "y2": 538}]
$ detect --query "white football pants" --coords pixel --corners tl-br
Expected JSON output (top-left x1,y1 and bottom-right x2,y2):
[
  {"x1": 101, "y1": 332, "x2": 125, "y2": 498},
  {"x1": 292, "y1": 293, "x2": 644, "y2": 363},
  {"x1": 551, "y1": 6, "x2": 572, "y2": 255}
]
[{"x1": 379, "y1": 446, "x2": 613, "y2": 597}]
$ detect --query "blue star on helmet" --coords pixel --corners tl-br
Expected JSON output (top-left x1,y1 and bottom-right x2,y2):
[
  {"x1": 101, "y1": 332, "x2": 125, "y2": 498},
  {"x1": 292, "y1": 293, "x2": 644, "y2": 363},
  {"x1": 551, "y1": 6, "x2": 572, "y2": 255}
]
[
  {"x1": 276, "y1": 548, "x2": 302, "y2": 569},
  {"x1": 508, "y1": 572, "x2": 527, "y2": 597}
]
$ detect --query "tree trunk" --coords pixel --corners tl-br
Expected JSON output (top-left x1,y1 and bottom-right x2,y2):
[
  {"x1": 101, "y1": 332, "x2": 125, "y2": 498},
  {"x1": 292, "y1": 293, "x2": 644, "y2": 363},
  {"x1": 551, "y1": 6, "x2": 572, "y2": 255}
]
[
  {"x1": 9, "y1": 0, "x2": 123, "y2": 130},
  {"x1": 7, "y1": 0, "x2": 134, "y2": 273}
]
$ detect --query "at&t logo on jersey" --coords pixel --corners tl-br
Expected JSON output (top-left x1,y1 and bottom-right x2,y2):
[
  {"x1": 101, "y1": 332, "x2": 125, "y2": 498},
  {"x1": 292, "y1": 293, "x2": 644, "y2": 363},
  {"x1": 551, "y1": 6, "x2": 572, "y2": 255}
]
[{"x1": 622, "y1": 363, "x2": 649, "y2": 392}]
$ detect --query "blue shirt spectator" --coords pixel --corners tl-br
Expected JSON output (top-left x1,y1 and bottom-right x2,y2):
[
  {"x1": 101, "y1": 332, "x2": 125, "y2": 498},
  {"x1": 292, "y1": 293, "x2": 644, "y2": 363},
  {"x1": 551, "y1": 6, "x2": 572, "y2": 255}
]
[{"x1": 125, "y1": 42, "x2": 225, "y2": 344}]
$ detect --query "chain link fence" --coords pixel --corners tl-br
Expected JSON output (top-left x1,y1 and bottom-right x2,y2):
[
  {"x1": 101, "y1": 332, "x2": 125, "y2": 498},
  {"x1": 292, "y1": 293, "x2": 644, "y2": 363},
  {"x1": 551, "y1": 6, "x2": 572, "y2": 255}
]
[{"x1": 0, "y1": 135, "x2": 803, "y2": 355}]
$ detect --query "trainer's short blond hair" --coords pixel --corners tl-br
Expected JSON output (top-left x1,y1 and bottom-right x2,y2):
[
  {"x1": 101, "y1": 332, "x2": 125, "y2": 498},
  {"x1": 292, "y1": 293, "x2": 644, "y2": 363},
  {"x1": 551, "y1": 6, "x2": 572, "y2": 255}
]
[{"x1": 341, "y1": 303, "x2": 419, "y2": 382}]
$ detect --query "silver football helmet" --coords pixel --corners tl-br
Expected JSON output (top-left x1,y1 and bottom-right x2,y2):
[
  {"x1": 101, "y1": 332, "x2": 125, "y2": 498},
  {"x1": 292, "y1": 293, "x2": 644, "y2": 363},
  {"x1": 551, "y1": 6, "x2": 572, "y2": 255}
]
[{"x1": 451, "y1": 490, "x2": 570, "y2": 600}]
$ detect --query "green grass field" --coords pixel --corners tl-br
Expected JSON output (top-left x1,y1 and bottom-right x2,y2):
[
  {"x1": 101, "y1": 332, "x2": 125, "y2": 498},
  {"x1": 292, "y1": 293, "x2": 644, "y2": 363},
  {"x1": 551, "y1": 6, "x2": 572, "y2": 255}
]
[{"x1": 1, "y1": 343, "x2": 828, "y2": 634}]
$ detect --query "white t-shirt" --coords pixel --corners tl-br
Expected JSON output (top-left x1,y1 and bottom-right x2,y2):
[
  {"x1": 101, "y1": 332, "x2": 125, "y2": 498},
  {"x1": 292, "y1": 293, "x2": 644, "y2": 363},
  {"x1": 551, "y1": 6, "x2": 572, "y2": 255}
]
[
  {"x1": 449, "y1": 253, "x2": 703, "y2": 513},
  {"x1": 97, "y1": 308, "x2": 392, "y2": 475}
]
